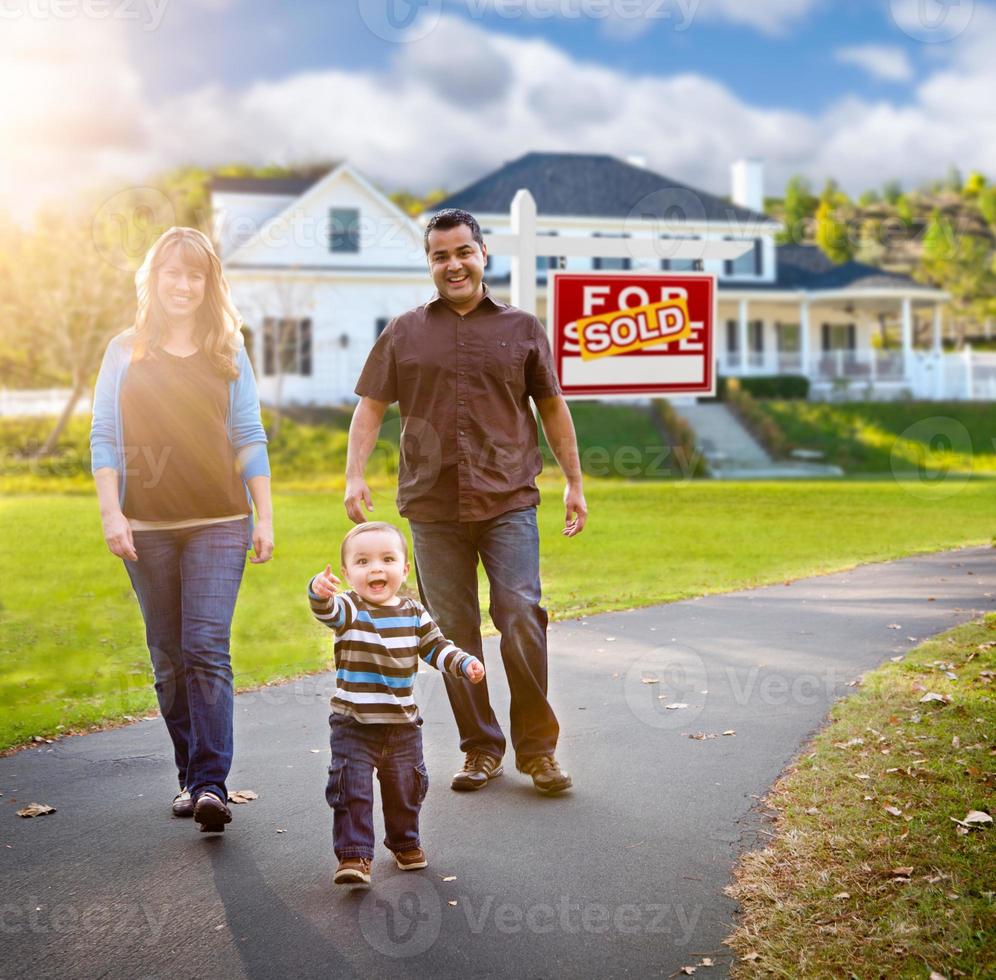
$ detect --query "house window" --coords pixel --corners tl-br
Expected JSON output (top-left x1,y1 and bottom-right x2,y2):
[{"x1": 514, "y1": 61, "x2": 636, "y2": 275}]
[
  {"x1": 262, "y1": 317, "x2": 313, "y2": 376},
  {"x1": 749, "y1": 320, "x2": 764, "y2": 353},
  {"x1": 537, "y1": 231, "x2": 561, "y2": 278},
  {"x1": 330, "y1": 208, "x2": 360, "y2": 253},
  {"x1": 724, "y1": 238, "x2": 763, "y2": 278},
  {"x1": 593, "y1": 232, "x2": 631, "y2": 271},
  {"x1": 821, "y1": 323, "x2": 856, "y2": 351},
  {"x1": 775, "y1": 322, "x2": 801, "y2": 352},
  {"x1": 726, "y1": 319, "x2": 738, "y2": 353},
  {"x1": 661, "y1": 235, "x2": 702, "y2": 272},
  {"x1": 375, "y1": 317, "x2": 390, "y2": 338},
  {"x1": 481, "y1": 228, "x2": 492, "y2": 271}
]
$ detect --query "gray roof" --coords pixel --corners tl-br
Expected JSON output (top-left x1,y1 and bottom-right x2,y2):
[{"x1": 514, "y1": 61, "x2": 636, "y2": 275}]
[
  {"x1": 209, "y1": 169, "x2": 336, "y2": 196},
  {"x1": 430, "y1": 152, "x2": 773, "y2": 225},
  {"x1": 736, "y1": 244, "x2": 937, "y2": 292}
]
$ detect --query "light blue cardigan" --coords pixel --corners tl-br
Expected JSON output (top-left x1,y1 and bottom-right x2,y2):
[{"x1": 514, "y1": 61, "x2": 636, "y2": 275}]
[{"x1": 90, "y1": 331, "x2": 270, "y2": 516}]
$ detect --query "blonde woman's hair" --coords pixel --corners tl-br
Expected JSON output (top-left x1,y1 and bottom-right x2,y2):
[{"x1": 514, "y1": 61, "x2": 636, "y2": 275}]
[{"x1": 133, "y1": 226, "x2": 243, "y2": 379}]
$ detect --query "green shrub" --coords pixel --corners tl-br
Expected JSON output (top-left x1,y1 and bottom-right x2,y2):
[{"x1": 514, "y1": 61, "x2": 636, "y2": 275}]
[{"x1": 718, "y1": 375, "x2": 810, "y2": 400}]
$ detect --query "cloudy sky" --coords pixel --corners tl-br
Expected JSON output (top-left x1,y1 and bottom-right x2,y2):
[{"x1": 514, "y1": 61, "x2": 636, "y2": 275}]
[{"x1": 1, "y1": 0, "x2": 994, "y2": 219}]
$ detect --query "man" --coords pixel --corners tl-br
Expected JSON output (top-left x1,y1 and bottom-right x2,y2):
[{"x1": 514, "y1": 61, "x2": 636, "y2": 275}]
[{"x1": 344, "y1": 208, "x2": 587, "y2": 796}]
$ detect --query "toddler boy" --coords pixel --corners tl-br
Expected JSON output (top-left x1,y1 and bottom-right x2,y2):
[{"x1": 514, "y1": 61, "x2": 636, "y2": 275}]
[{"x1": 308, "y1": 521, "x2": 484, "y2": 885}]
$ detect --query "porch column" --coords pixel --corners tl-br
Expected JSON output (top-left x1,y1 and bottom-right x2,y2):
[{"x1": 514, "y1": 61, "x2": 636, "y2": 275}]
[
  {"x1": 932, "y1": 304, "x2": 943, "y2": 352},
  {"x1": 901, "y1": 296, "x2": 913, "y2": 379},
  {"x1": 799, "y1": 298, "x2": 811, "y2": 378},
  {"x1": 738, "y1": 298, "x2": 749, "y2": 375}
]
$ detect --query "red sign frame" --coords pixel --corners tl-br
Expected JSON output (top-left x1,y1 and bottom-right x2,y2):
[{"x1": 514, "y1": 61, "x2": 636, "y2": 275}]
[{"x1": 547, "y1": 271, "x2": 716, "y2": 399}]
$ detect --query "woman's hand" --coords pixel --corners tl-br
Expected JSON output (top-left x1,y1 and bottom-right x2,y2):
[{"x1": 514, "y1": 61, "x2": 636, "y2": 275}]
[
  {"x1": 311, "y1": 564, "x2": 342, "y2": 599},
  {"x1": 250, "y1": 517, "x2": 274, "y2": 564},
  {"x1": 101, "y1": 509, "x2": 137, "y2": 562}
]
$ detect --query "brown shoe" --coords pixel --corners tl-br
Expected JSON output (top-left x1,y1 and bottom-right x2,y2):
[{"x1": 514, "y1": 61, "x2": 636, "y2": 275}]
[
  {"x1": 394, "y1": 847, "x2": 428, "y2": 871},
  {"x1": 517, "y1": 755, "x2": 572, "y2": 795},
  {"x1": 451, "y1": 752, "x2": 503, "y2": 791},
  {"x1": 334, "y1": 857, "x2": 372, "y2": 886}
]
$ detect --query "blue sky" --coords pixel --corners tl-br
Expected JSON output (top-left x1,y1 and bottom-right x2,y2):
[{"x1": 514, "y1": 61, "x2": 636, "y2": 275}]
[
  {"x1": 134, "y1": 0, "x2": 928, "y2": 113},
  {"x1": 1, "y1": 0, "x2": 993, "y2": 216}
]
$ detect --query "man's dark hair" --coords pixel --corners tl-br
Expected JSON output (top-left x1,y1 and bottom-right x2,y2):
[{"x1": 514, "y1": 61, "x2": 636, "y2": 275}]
[{"x1": 423, "y1": 208, "x2": 484, "y2": 254}]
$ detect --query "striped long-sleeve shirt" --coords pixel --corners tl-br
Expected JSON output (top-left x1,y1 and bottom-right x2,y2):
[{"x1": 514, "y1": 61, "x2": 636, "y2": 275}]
[{"x1": 308, "y1": 585, "x2": 474, "y2": 724}]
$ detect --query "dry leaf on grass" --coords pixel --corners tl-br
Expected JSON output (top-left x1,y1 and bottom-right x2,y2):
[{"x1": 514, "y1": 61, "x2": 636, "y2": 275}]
[
  {"x1": 884, "y1": 805, "x2": 904, "y2": 817},
  {"x1": 950, "y1": 810, "x2": 992, "y2": 830},
  {"x1": 919, "y1": 692, "x2": 951, "y2": 705},
  {"x1": 832, "y1": 891, "x2": 850, "y2": 899},
  {"x1": 228, "y1": 790, "x2": 258, "y2": 804},
  {"x1": 741, "y1": 952, "x2": 760, "y2": 962},
  {"x1": 16, "y1": 803, "x2": 55, "y2": 818}
]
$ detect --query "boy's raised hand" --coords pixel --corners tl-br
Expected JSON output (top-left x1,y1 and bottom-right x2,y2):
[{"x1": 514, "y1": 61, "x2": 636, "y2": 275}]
[
  {"x1": 312, "y1": 564, "x2": 342, "y2": 600},
  {"x1": 465, "y1": 659, "x2": 486, "y2": 684}
]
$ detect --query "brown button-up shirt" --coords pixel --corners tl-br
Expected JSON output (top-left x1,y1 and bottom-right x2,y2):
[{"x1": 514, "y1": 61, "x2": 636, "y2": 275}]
[{"x1": 355, "y1": 287, "x2": 562, "y2": 522}]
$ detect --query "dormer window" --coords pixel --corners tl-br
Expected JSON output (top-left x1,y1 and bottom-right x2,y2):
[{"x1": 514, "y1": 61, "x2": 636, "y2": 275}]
[
  {"x1": 330, "y1": 208, "x2": 360, "y2": 253},
  {"x1": 724, "y1": 237, "x2": 763, "y2": 278}
]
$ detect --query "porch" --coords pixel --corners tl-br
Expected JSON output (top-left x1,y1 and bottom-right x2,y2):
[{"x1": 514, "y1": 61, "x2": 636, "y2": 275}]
[{"x1": 715, "y1": 289, "x2": 993, "y2": 400}]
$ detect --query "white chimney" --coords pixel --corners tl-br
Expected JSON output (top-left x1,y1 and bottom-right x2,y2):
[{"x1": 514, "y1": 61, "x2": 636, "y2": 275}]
[{"x1": 731, "y1": 158, "x2": 764, "y2": 212}]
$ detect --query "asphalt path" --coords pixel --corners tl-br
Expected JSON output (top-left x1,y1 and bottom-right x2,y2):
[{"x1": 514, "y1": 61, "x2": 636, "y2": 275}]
[{"x1": 2, "y1": 546, "x2": 994, "y2": 979}]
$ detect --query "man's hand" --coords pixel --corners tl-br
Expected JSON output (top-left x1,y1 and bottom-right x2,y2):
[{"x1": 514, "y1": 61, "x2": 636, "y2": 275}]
[
  {"x1": 563, "y1": 481, "x2": 588, "y2": 537},
  {"x1": 465, "y1": 659, "x2": 486, "y2": 684},
  {"x1": 101, "y1": 509, "x2": 138, "y2": 562},
  {"x1": 250, "y1": 517, "x2": 274, "y2": 564},
  {"x1": 344, "y1": 477, "x2": 374, "y2": 524},
  {"x1": 311, "y1": 564, "x2": 342, "y2": 600}
]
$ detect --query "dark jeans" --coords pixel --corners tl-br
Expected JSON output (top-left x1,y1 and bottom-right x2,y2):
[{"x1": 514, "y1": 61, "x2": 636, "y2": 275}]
[
  {"x1": 124, "y1": 518, "x2": 248, "y2": 803},
  {"x1": 409, "y1": 506, "x2": 559, "y2": 764},
  {"x1": 326, "y1": 713, "x2": 428, "y2": 860}
]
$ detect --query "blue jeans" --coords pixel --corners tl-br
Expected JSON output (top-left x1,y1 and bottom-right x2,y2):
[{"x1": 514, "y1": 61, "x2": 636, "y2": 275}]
[
  {"x1": 326, "y1": 713, "x2": 428, "y2": 860},
  {"x1": 124, "y1": 518, "x2": 248, "y2": 803},
  {"x1": 409, "y1": 506, "x2": 559, "y2": 764}
]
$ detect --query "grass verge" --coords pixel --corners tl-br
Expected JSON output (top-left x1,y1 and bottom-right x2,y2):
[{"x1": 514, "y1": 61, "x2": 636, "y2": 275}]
[
  {"x1": 724, "y1": 615, "x2": 996, "y2": 978},
  {"x1": 2, "y1": 478, "x2": 994, "y2": 752}
]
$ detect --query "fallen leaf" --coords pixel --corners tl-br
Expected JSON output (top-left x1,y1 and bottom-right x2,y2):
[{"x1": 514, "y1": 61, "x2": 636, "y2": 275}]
[
  {"x1": 919, "y1": 692, "x2": 951, "y2": 705},
  {"x1": 884, "y1": 805, "x2": 903, "y2": 817},
  {"x1": 16, "y1": 803, "x2": 55, "y2": 818},
  {"x1": 680, "y1": 968, "x2": 696, "y2": 976},
  {"x1": 952, "y1": 736, "x2": 961, "y2": 749},
  {"x1": 891, "y1": 866, "x2": 914, "y2": 876},
  {"x1": 928, "y1": 972, "x2": 947, "y2": 980},
  {"x1": 890, "y1": 655, "x2": 904, "y2": 662},
  {"x1": 742, "y1": 952, "x2": 760, "y2": 962},
  {"x1": 698, "y1": 958, "x2": 714, "y2": 967},
  {"x1": 854, "y1": 773, "x2": 872, "y2": 781},
  {"x1": 228, "y1": 790, "x2": 258, "y2": 804},
  {"x1": 832, "y1": 891, "x2": 850, "y2": 899},
  {"x1": 950, "y1": 810, "x2": 992, "y2": 829},
  {"x1": 805, "y1": 806, "x2": 819, "y2": 815}
]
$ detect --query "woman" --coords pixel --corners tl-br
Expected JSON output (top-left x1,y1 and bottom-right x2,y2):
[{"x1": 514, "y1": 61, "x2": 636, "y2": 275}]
[{"x1": 90, "y1": 226, "x2": 273, "y2": 834}]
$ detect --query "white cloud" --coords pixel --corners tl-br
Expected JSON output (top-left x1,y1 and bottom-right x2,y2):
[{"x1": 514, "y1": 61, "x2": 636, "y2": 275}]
[
  {"x1": 5, "y1": 5, "x2": 996, "y2": 220},
  {"x1": 835, "y1": 44, "x2": 914, "y2": 82},
  {"x1": 688, "y1": 0, "x2": 824, "y2": 37}
]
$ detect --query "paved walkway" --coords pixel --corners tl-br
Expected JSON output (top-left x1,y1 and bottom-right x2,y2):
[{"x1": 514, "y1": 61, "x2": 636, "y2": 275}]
[{"x1": 2, "y1": 547, "x2": 993, "y2": 979}]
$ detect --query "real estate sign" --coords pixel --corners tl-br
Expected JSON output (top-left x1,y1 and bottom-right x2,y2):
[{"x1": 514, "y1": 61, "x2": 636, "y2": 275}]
[{"x1": 548, "y1": 271, "x2": 716, "y2": 399}]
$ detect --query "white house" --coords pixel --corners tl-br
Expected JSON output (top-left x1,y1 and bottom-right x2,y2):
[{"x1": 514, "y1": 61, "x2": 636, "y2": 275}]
[{"x1": 212, "y1": 153, "x2": 992, "y2": 403}]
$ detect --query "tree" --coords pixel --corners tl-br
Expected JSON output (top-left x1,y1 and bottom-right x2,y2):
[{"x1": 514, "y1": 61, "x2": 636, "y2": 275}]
[
  {"x1": 963, "y1": 171, "x2": 987, "y2": 198},
  {"x1": 776, "y1": 175, "x2": 818, "y2": 245},
  {"x1": 919, "y1": 208, "x2": 996, "y2": 325},
  {"x1": 858, "y1": 188, "x2": 881, "y2": 207},
  {"x1": 815, "y1": 184, "x2": 854, "y2": 264},
  {"x1": 855, "y1": 218, "x2": 885, "y2": 266},
  {"x1": 882, "y1": 179, "x2": 903, "y2": 205},
  {"x1": 977, "y1": 186, "x2": 996, "y2": 228}
]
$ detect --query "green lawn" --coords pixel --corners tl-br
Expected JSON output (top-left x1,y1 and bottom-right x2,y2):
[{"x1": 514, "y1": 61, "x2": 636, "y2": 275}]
[
  {"x1": 753, "y1": 400, "x2": 996, "y2": 474},
  {"x1": 1, "y1": 478, "x2": 994, "y2": 751}
]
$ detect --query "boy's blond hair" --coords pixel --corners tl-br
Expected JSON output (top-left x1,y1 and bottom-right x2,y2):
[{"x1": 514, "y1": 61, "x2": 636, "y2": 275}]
[{"x1": 340, "y1": 521, "x2": 409, "y2": 567}]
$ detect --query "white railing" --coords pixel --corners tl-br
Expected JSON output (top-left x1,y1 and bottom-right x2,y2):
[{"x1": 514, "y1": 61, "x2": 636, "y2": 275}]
[{"x1": 0, "y1": 388, "x2": 91, "y2": 418}]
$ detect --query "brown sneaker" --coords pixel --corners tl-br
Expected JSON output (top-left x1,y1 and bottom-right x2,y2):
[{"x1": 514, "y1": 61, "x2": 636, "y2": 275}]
[
  {"x1": 517, "y1": 755, "x2": 572, "y2": 795},
  {"x1": 394, "y1": 847, "x2": 428, "y2": 871},
  {"x1": 451, "y1": 752, "x2": 503, "y2": 791},
  {"x1": 334, "y1": 857, "x2": 372, "y2": 886}
]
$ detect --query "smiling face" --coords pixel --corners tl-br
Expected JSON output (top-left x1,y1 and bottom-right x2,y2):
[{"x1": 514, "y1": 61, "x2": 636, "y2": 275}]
[
  {"x1": 426, "y1": 222, "x2": 488, "y2": 314},
  {"x1": 155, "y1": 244, "x2": 207, "y2": 324},
  {"x1": 341, "y1": 527, "x2": 410, "y2": 606}
]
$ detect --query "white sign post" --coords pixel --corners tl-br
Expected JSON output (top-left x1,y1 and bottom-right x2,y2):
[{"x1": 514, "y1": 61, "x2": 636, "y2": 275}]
[{"x1": 483, "y1": 189, "x2": 752, "y2": 316}]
